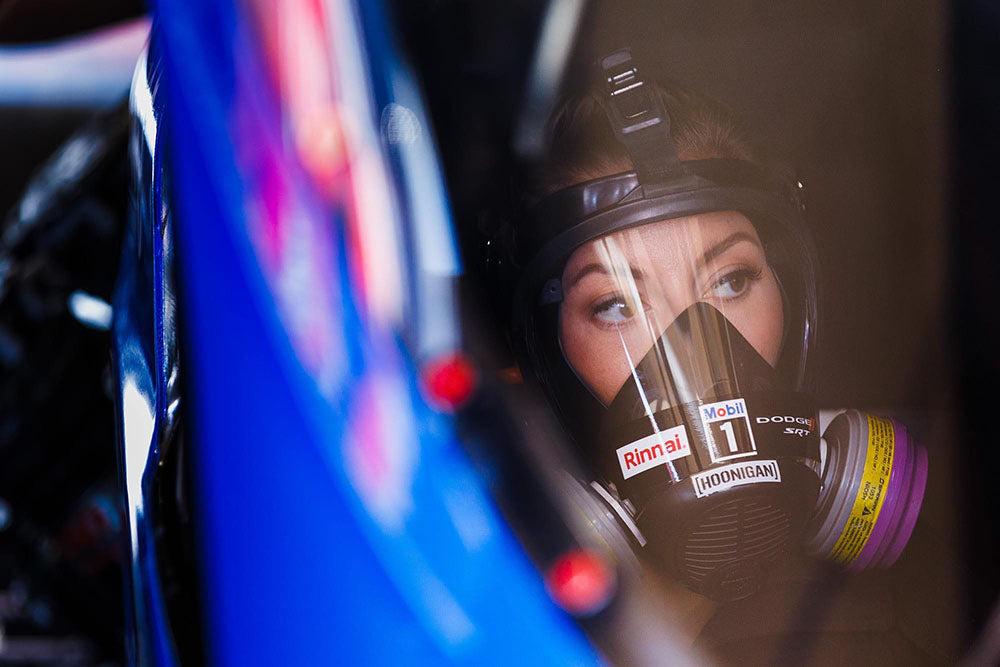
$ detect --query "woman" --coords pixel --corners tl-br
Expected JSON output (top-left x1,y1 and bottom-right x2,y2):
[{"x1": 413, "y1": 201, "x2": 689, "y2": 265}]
[{"x1": 503, "y1": 50, "x2": 936, "y2": 661}]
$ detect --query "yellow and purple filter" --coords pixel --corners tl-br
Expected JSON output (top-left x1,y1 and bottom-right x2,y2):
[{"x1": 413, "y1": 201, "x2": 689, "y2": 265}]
[{"x1": 806, "y1": 410, "x2": 929, "y2": 570}]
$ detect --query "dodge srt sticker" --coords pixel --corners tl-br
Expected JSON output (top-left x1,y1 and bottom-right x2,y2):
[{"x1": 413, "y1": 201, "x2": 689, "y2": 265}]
[
  {"x1": 616, "y1": 425, "x2": 691, "y2": 480},
  {"x1": 755, "y1": 415, "x2": 816, "y2": 438},
  {"x1": 700, "y1": 398, "x2": 758, "y2": 463},
  {"x1": 691, "y1": 459, "x2": 781, "y2": 498}
]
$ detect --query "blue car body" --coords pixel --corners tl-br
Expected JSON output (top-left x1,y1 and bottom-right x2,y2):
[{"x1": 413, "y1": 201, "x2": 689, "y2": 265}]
[{"x1": 110, "y1": 0, "x2": 598, "y2": 664}]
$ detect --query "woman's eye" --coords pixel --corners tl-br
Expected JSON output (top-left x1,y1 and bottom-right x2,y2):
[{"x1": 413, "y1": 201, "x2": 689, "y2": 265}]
[
  {"x1": 592, "y1": 296, "x2": 635, "y2": 324},
  {"x1": 706, "y1": 268, "x2": 760, "y2": 299}
]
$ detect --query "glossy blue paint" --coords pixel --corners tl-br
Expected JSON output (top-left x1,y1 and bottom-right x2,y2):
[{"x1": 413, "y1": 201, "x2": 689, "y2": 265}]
[
  {"x1": 111, "y1": 35, "x2": 181, "y2": 665},
  {"x1": 110, "y1": 0, "x2": 600, "y2": 664}
]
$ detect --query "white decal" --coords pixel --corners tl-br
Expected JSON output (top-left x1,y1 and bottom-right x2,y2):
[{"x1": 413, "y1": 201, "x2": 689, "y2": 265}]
[
  {"x1": 699, "y1": 398, "x2": 758, "y2": 463},
  {"x1": 691, "y1": 460, "x2": 781, "y2": 498},
  {"x1": 616, "y1": 425, "x2": 691, "y2": 480}
]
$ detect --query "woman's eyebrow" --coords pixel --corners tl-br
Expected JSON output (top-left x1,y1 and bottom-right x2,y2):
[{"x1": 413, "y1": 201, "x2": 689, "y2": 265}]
[
  {"x1": 696, "y1": 231, "x2": 761, "y2": 269},
  {"x1": 566, "y1": 262, "x2": 645, "y2": 289}
]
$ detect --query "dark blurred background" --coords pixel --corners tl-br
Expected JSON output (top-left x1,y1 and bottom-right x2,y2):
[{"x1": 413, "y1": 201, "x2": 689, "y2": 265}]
[
  {"x1": 0, "y1": 1, "x2": 143, "y2": 663},
  {"x1": 0, "y1": 0, "x2": 145, "y2": 217}
]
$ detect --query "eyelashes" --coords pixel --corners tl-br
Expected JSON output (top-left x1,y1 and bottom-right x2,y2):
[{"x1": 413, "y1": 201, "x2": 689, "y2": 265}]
[
  {"x1": 590, "y1": 295, "x2": 640, "y2": 325},
  {"x1": 703, "y1": 266, "x2": 764, "y2": 300},
  {"x1": 586, "y1": 264, "x2": 765, "y2": 328}
]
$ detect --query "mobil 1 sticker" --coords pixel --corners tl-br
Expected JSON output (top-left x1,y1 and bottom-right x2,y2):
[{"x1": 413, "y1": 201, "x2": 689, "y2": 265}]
[{"x1": 700, "y1": 398, "x2": 757, "y2": 463}]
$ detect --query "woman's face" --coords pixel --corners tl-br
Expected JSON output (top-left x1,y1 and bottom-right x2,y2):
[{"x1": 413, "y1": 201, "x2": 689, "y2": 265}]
[{"x1": 558, "y1": 210, "x2": 785, "y2": 404}]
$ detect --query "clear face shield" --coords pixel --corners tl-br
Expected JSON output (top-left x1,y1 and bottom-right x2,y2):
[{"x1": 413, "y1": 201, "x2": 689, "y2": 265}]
[
  {"x1": 558, "y1": 210, "x2": 785, "y2": 410},
  {"x1": 556, "y1": 207, "x2": 815, "y2": 480}
]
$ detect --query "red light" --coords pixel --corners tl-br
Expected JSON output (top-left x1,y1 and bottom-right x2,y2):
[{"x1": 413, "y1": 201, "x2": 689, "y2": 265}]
[
  {"x1": 545, "y1": 549, "x2": 615, "y2": 616},
  {"x1": 422, "y1": 354, "x2": 477, "y2": 410}
]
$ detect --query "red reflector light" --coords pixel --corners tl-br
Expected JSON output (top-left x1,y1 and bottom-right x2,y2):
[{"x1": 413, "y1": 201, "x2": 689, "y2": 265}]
[
  {"x1": 545, "y1": 549, "x2": 614, "y2": 617},
  {"x1": 422, "y1": 354, "x2": 477, "y2": 410}
]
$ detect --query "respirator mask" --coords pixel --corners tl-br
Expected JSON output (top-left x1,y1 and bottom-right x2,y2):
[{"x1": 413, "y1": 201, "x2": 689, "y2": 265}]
[{"x1": 510, "y1": 49, "x2": 927, "y2": 600}]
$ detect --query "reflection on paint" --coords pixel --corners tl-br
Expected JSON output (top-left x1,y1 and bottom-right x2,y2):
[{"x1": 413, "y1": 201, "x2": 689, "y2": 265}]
[
  {"x1": 120, "y1": 376, "x2": 154, "y2": 552},
  {"x1": 69, "y1": 290, "x2": 113, "y2": 330}
]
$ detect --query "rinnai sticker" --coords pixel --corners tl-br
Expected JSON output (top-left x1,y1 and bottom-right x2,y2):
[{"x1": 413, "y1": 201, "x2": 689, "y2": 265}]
[
  {"x1": 616, "y1": 426, "x2": 691, "y2": 480},
  {"x1": 699, "y1": 398, "x2": 758, "y2": 463},
  {"x1": 691, "y1": 459, "x2": 781, "y2": 498}
]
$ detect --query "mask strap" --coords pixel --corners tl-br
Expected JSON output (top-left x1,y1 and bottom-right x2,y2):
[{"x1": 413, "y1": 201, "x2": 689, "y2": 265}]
[{"x1": 600, "y1": 49, "x2": 682, "y2": 196}]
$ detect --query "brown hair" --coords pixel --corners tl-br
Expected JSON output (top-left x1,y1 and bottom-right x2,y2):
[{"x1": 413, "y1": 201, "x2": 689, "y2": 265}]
[{"x1": 525, "y1": 84, "x2": 763, "y2": 200}]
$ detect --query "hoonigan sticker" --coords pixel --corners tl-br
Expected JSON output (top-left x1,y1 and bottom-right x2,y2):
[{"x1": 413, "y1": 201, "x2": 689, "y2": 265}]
[
  {"x1": 691, "y1": 459, "x2": 781, "y2": 498},
  {"x1": 616, "y1": 425, "x2": 691, "y2": 480}
]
